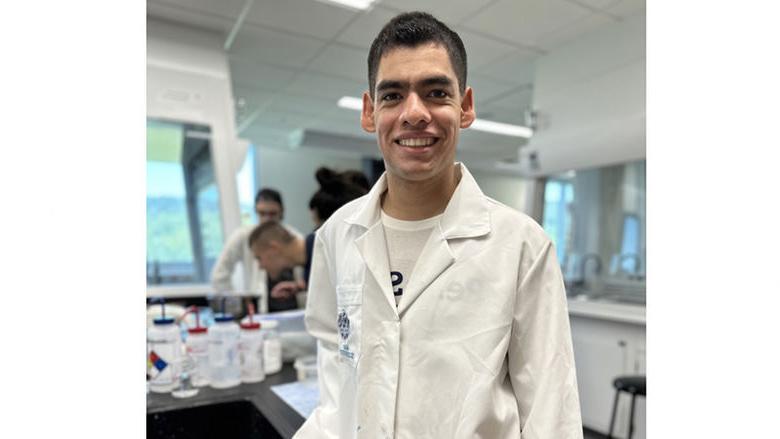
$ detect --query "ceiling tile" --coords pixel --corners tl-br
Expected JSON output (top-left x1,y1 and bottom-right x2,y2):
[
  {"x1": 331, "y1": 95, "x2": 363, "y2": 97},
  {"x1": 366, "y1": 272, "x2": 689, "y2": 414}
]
[
  {"x1": 473, "y1": 49, "x2": 538, "y2": 86},
  {"x1": 462, "y1": 0, "x2": 591, "y2": 47},
  {"x1": 284, "y1": 72, "x2": 367, "y2": 102},
  {"x1": 229, "y1": 57, "x2": 299, "y2": 91},
  {"x1": 455, "y1": 28, "x2": 522, "y2": 69},
  {"x1": 307, "y1": 43, "x2": 368, "y2": 82},
  {"x1": 535, "y1": 12, "x2": 616, "y2": 50},
  {"x1": 244, "y1": 0, "x2": 357, "y2": 41},
  {"x1": 232, "y1": 84, "x2": 276, "y2": 106},
  {"x1": 147, "y1": 0, "x2": 236, "y2": 34},
  {"x1": 376, "y1": 0, "x2": 496, "y2": 25},
  {"x1": 263, "y1": 93, "x2": 336, "y2": 118},
  {"x1": 230, "y1": 22, "x2": 326, "y2": 68},
  {"x1": 148, "y1": 0, "x2": 247, "y2": 21},
  {"x1": 562, "y1": 0, "x2": 616, "y2": 10},
  {"x1": 605, "y1": 0, "x2": 645, "y2": 18},
  {"x1": 335, "y1": 7, "x2": 398, "y2": 49}
]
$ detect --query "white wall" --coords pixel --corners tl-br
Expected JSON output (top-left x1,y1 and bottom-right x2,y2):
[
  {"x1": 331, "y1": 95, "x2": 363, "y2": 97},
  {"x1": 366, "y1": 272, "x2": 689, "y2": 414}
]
[
  {"x1": 254, "y1": 146, "x2": 364, "y2": 234},
  {"x1": 469, "y1": 170, "x2": 528, "y2": 215}
]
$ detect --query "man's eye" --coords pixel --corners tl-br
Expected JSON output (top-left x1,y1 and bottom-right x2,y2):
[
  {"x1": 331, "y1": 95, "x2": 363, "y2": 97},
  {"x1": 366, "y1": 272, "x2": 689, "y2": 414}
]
[
  {"x1": 429, "y1": 90, "x2": 448, "y2": 98},
  {"x1": 381, "y1": 93, "x2": 401, "y2": 102}
]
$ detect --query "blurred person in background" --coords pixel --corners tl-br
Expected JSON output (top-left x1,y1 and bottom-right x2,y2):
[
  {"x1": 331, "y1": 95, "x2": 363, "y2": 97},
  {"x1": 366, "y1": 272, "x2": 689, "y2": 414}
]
[
  {"x1": 210, "y1": 187, "x2": 302, "y2": 314},
  {"x1": 249, "y1": 168, "x2": 370, "y2": 302}
]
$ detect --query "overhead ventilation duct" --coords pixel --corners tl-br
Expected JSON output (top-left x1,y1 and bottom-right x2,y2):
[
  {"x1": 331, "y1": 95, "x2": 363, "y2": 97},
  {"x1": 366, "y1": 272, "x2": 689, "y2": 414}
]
[{"x1": 287, "y1": 129, "x2": 378, "y2": 155}]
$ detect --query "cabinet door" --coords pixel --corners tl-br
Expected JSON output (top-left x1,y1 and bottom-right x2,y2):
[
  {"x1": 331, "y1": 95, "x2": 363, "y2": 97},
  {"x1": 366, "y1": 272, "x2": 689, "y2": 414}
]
[{"x1": 572, "y1": 334, "x2": 629, "y2": 433}]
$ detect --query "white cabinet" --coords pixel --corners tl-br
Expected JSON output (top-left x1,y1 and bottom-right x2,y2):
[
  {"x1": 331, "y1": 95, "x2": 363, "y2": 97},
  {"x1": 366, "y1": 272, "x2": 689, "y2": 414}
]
[{"x1": 570, "y1": 309, "x2": 645, "y2": 439}]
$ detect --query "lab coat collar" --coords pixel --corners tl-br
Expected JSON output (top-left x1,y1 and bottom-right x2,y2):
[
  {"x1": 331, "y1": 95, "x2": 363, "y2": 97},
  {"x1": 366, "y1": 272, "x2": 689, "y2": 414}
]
[{"x1": 344, "y1": 162, "x2": 492, "y2": 240}]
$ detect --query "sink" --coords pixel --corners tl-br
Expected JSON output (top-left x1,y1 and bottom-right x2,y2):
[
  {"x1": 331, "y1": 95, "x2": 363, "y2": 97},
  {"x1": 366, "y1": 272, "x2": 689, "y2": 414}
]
[{"x1": 147, "y1": 400, "x2": 283, "y2": 439}]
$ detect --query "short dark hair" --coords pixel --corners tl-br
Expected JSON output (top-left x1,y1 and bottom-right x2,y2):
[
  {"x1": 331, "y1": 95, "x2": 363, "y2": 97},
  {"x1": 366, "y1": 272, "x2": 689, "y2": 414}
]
[
  {"x1": 367, "y1": 11, "x2": 467, "y2": 99},
  {"x1": 248, "y1": 221, "x2": 294, "y2": 249},
  {"x1": 309, "y1": 167, "x2": 369, "y2": 223},
  {"x1": 255, "y1": 188, "x2": 283, "y2": 207}
]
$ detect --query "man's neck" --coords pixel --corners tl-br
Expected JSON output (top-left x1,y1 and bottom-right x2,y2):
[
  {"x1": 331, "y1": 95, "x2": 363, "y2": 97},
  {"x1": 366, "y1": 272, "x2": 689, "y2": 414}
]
[{"x1": 382, "y1": 164, "x2": 461, "y2": 221}]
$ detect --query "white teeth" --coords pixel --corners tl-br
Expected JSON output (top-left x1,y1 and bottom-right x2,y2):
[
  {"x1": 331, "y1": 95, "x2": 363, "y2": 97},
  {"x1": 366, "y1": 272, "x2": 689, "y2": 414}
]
[{"x1": 397, "y1": 138, "x2": 436, "y2": 147}]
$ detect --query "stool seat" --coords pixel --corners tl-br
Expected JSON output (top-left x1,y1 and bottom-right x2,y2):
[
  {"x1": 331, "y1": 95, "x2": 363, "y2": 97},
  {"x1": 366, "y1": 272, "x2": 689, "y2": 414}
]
[{"x1": 613, "y1": 375, "x2": 646, "y2": 396}]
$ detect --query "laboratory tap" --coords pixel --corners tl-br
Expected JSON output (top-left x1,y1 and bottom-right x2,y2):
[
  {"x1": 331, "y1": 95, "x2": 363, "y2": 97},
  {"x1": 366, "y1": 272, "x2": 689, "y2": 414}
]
[{"x1": 575, "y1": 253, "x2": 602, "y2": 289}]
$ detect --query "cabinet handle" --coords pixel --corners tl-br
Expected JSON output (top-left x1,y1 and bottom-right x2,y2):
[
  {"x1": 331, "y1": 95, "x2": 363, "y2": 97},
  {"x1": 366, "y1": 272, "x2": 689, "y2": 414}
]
[{"x1": 618, "y1": 340, "x2": 627, "y2": 347}]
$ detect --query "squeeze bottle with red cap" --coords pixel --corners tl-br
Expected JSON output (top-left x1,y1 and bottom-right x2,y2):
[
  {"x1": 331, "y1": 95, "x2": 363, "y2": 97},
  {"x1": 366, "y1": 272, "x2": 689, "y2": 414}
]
[
  {"x1": 239, "y1": 303, "x2": 265, "y2": 383},
  {"x1": 147, "y1": 298, "x2": 182, "y2": 393},
  {"x1": 184, "y1": 306, "x2": 209, "y2": 387}
]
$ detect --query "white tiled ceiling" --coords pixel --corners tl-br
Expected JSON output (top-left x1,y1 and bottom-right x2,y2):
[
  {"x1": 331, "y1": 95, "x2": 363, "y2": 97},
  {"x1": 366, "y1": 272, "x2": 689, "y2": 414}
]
[
  {"x1": 306, "y1": 43, "x2": 368, "y2": 82},
  {"x1": 147, "y1": 0, "x2": 642, "y2": 170},
  {"x1": 462, "y1": 0, "x2": 593, "y2": 46},
  {"x1": 378, "y1": 0, "x2": 496, "y2": 26},
  {"x1": 244, "y1": 0, "x2": 356, "y2": 40}
]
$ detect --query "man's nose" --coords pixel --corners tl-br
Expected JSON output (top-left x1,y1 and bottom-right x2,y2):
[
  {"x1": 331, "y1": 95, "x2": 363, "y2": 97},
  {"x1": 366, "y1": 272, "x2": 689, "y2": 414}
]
[{"x1": 400, "y1": 93, "x2": 431, "y2": 128}]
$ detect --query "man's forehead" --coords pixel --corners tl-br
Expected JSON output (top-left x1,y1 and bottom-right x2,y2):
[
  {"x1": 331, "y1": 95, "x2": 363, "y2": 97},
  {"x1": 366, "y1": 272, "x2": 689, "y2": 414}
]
[{"x1": 375, "y1": 43, "x2": 455, "y2": 79}]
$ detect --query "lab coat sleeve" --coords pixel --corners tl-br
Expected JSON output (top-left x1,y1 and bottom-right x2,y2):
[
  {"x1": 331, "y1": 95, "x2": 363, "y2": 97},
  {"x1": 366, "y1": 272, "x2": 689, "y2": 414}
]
[
  {"x1": 294, "y1": 232, "x2": 341, "y2": 439},
  {"x1": 210, "y1": 228, "x2": 246, "y2": 293},
  {"x1": 508, "y1": 241, "x2": 583, "y2": 439}
]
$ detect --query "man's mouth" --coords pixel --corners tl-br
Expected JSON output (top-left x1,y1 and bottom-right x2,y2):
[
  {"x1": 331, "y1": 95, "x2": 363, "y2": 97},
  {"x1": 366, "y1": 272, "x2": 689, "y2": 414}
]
[{"x1": 395, "y1": 137, "x2": 438, "y2": 147}]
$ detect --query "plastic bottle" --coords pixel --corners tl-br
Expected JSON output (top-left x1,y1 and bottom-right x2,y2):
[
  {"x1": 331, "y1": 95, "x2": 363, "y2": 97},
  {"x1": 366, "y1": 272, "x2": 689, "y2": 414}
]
[
  {"x1": 260, "y1": 319, "x2": 283, "y2": 374},
  {"x1": 239, "y1": 304, "x2": 265, "y2": 383},
  {"x1": 184, "y1": 306, "x2": 209, "y2": 387},
  {"x1": 208, "y1": 311, "x2": 241, "y2": 389},
  {"x1": 147, "y1": 299, "x2": 182, "y2": 393}
]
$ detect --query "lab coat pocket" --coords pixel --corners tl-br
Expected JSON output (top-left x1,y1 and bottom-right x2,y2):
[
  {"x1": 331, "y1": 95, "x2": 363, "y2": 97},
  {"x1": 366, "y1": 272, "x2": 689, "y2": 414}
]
[{"x1": 336, "y1": 285, "x2": 362, "y2": 368}]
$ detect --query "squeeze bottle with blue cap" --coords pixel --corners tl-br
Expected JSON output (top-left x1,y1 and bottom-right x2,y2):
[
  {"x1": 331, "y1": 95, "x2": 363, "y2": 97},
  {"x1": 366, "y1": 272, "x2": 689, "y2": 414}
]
[
  {"x1": 208, "y1": 298, "x2": 241, "y2": 389},
  {"x1": 147, "y1": 298, "x2": 182, "y2": 393},
  {"x1": 239, "y1": 303, "x2": 265, "y2": 383}
]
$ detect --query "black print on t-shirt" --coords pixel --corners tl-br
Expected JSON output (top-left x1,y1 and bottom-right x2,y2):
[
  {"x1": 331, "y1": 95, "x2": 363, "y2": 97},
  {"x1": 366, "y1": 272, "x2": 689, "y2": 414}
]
[{"x1": 391, "y1": 271, "x2": 403, "y2": 296}]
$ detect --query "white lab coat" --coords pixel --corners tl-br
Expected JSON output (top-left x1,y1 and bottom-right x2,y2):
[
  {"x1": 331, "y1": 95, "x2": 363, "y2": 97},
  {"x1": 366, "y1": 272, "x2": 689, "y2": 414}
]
[
  {"x1": 296, "y1": 163, "x2": 583, "y2": 439},
  {"x1": 210, "y1": 223, "x2": 302, "y2": 314}
]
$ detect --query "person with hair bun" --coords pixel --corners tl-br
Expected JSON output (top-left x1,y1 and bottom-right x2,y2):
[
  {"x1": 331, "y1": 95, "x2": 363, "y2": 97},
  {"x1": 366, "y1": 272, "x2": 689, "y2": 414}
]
[{"x1": 250, "y1": 168, "x2": 370, "y2": 302}]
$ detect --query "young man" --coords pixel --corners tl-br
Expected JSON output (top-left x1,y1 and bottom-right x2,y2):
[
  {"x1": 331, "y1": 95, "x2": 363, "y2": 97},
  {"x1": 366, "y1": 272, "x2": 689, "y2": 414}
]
[
  {"x1": 210, "y1": 188, "x2": 301, "y2": 313},
  {"x1": 296, "y1": 12, "x2": 582, "y2": 439}
]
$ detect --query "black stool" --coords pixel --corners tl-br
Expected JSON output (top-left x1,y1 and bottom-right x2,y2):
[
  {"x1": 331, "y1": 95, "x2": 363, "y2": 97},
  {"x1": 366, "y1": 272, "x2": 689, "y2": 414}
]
[{"x1": 607, "y1": 375, "x2": 646, "y2": 439}]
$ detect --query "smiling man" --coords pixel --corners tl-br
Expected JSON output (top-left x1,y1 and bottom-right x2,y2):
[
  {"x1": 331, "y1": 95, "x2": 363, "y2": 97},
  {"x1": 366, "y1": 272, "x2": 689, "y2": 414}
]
[{"x1": 295, "y1": 12, "x2": 583, "y2": 439}]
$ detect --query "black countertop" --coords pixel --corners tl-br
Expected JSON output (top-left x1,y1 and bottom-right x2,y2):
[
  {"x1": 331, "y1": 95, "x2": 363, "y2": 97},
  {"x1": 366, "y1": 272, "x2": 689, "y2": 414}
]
[{"x1": 147, "y1": 362, "x2": 306, "y2": 438}]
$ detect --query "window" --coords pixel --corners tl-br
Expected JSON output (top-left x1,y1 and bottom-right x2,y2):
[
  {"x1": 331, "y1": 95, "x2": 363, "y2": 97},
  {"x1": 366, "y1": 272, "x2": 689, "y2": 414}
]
[
  {"x1": 236, "y1": 144, "x2": 257, "y2": 226},
  {"x1": 147, "y1": 119, "x2": 223, "y2": 285},
  {"x1": 542, "y1": 179, "x2": 574, "y2": 263},
  {"x1": 540, "y1": 160, "x2": 646, "y2": 304}
]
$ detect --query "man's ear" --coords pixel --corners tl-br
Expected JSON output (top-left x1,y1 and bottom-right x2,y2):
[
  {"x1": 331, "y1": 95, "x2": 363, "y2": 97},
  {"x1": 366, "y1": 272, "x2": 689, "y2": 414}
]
[
  {"x1": 361, "y1": 91, "x2": 376, "y2": 133},
  {"x1": 460, "y1": 86, "x2": 476, "y2": 129}
]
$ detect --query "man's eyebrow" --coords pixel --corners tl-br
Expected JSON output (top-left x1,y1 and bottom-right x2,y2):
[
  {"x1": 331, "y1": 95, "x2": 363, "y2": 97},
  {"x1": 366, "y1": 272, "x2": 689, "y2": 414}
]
[
  {"x1": 420, "y1": 75, "x2": 454, "y2": 88},
  {"x1": 376, "y1": 80, "x2": 405, "y2": 93}
]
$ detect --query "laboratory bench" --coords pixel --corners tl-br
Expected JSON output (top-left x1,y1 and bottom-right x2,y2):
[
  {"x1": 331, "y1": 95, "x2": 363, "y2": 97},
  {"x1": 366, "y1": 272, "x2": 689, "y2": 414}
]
[{"x1": 147, "y1": 362, "x2": 305, "y2": 439}]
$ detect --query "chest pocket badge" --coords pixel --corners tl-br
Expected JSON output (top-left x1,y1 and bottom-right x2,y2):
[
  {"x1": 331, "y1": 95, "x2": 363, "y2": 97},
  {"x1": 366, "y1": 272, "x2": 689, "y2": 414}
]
[{"x1": 336, "y1": 285, "x2": 362, "y2": 365}]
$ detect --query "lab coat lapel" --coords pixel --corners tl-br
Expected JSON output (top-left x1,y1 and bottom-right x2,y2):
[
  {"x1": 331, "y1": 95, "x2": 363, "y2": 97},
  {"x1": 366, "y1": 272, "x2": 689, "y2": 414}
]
[
  {"x1": 398, "y1": 164, "x2": 490, "y2": 316},
  {"x1": 397, "y1": 227, "x2": 454, "y2": 316},
  {"x1": 347, "y1": 173, "x2": 398, "y2": 316},
  {"x1": 355, "y1": 221, "x2": 398, "y2": 317}
]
